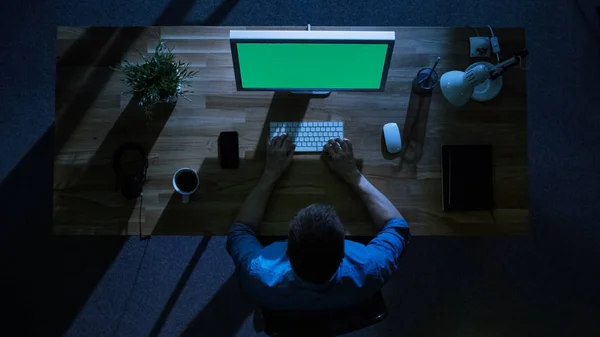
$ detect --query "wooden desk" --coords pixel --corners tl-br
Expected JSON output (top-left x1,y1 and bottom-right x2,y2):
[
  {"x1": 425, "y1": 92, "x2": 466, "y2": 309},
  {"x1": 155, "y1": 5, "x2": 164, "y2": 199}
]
[{"x1": 54, "y1": 26, "x2": 528, "y2": 236}]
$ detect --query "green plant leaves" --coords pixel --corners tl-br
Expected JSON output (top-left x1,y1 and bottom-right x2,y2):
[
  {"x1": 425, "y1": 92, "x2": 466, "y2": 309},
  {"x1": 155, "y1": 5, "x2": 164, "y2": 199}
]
[{"x1": 114, "y1": 40, "x2": 198, "y2": 115}]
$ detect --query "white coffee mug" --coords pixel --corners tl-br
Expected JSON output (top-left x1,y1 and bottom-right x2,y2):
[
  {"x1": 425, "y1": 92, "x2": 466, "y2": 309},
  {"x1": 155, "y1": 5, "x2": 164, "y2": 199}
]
[{"x1": 172, "y1": 168, "x2": 200, "y2": 204}]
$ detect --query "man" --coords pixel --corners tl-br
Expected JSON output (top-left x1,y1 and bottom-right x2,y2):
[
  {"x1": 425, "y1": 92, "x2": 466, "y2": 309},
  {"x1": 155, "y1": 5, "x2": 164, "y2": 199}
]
[{"x1": 226, "y1": 134, "x2": 411, "y2": 311}]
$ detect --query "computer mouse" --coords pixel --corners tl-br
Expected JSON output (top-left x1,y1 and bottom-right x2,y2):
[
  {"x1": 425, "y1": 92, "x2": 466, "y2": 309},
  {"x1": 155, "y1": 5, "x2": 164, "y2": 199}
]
[{"x1": 383, "y1": 123, "x2": 402, "y2": 154}]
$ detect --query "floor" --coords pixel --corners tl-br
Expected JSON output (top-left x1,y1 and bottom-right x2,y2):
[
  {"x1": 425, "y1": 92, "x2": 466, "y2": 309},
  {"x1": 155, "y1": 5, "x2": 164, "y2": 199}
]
[{"x1": 1, "y1": 0, "x2": 600, "y2": 336}]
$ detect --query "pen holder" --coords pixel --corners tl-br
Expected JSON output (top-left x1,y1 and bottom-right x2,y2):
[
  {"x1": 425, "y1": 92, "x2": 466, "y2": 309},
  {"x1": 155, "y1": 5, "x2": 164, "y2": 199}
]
[{"x1": 412, "y1": 67, "x2": 439, "y2": 95}]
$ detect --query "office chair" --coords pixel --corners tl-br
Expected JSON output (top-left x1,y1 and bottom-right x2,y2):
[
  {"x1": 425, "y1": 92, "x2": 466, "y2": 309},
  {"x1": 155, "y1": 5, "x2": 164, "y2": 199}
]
[{"x1": 261, "y1": 290, "x2": 388, "y2": 337}]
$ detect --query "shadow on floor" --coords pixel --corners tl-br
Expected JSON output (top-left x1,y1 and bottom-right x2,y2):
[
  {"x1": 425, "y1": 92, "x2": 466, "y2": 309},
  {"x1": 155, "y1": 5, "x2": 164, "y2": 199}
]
[
  {"x1": 148, "y1": 236, "x2": 213, "y2": 337},
  {"x1": 1, "y1": 126, "x2": 54, "y2": 239},
  {"x1": 182, "y1": 273, "x2": 258, "y2": 337},
  {"x1": 188, "y1": 0, "x2": 239, "y2": 26},
  {"x1": 1, "y1": 2, "x2": 245, "y2": 336},
  {"x1": 0, "y1": 126, "x2": 130, "y2": 337},
  {"x1": 154, "y1": 0, "x2": 200, "y2": 25}
]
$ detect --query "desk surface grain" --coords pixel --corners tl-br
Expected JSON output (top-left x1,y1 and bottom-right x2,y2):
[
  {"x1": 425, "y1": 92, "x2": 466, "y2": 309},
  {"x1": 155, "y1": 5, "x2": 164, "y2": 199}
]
[{"x1": 54, "y1": 26, "x2": 528, "y2": 236}]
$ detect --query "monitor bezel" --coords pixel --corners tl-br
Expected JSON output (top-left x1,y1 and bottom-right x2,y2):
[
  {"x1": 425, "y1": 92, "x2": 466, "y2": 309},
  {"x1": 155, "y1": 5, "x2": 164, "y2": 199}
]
[{"x1": 229, "y1": 37, "x2": 395, "y2": 92}]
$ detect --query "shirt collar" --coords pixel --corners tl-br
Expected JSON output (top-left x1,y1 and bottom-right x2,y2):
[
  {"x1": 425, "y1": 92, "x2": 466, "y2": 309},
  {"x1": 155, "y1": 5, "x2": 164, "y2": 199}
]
[{"x1": 292, "y1": 268, "x2": 338, "y2": 291}]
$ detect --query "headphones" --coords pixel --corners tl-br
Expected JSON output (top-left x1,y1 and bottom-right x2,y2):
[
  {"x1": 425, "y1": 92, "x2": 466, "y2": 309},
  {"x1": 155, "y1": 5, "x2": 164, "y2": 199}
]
[{"x1": 112, "y1": 143, "x2": 148, "y2": 200}]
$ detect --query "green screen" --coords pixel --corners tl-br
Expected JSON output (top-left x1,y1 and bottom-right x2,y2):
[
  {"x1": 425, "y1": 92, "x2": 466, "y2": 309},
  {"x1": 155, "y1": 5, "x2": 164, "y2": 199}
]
[{"x1": 236, "y1": 43, "x2": 389, "y2": 89}]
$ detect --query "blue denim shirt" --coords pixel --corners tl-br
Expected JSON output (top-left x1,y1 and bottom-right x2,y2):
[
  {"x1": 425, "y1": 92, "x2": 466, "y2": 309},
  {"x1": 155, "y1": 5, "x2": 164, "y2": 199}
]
[{"x1": 226, "y1": 218, "x2": 410, "y2": 311}]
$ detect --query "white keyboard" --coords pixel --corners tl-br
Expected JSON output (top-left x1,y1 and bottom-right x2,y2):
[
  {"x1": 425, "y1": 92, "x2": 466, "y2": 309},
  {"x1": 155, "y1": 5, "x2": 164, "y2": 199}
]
[{"x1": 269, "y1": 121, "x2": 344, "y2": 152}]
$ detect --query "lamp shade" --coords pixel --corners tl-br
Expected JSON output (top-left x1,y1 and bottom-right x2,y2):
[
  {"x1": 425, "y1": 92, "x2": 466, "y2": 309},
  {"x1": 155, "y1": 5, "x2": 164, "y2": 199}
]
[{"x1": 440, "y1": 70, "x2": 473, "y2": 107}]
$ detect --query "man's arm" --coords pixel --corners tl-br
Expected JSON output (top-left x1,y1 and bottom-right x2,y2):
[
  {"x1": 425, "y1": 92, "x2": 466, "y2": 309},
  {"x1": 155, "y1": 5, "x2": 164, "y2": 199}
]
[
  {"x1": 234, "y1": 172, "x2": 279, "y2": 231},
  {"x1": 228, "y1": 134, "x2": 296, "y2": 271},
  {"x1": 348, "y1": 173, "x2": 403, "y2": 230},
  {"x1": 323, "y1": 138, "x2": 404, "y2": 229},
  {"x1": 323, "y1": 138, "x2": 410, "y2": 284},
  {"x1": 234, "y1": 134, "x2": 296, "y2": 231}
]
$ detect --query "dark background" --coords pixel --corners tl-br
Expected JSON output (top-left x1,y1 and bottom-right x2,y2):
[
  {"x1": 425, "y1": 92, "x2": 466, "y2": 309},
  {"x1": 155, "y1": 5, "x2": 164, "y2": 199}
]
[{"x1": 1, "y1": 0, "x2": 600, "y2": 336}]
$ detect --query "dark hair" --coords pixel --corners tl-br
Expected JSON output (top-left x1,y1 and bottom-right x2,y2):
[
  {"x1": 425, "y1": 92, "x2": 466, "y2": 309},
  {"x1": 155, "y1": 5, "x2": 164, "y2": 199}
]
[{"x1": 288, "y1": 204, "x2": 345, "y2": 284}]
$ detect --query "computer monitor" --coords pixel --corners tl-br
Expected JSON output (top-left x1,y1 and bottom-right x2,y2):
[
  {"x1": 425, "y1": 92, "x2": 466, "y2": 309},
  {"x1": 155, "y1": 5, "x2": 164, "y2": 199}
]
[{"x1": 229, "y1": 30, "x2": 395, "y2": 94}]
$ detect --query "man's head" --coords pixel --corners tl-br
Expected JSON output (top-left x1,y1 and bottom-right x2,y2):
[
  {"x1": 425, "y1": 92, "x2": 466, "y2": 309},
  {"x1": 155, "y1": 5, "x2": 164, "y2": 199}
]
[{"x1": 287, "y1": 204, "x2": 345, "y2": 284}]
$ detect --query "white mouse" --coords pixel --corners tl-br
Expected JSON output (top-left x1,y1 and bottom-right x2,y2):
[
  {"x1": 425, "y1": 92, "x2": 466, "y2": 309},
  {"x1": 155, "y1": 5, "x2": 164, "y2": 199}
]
[{"x1": 383, "y1": 123, "x2": 402, "y2": 154}]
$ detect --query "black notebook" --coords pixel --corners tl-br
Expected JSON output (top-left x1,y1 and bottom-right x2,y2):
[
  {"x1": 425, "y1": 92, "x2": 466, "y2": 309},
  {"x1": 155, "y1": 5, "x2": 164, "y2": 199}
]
[{"x1": 441, "y1": 145, "x2": 493, "y2": 211}]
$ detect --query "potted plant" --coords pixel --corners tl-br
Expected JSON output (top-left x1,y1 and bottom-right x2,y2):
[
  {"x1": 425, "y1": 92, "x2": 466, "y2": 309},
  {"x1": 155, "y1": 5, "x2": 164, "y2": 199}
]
[{"x1": 115, "y1": 41, "x2": 198, "y2": 118}]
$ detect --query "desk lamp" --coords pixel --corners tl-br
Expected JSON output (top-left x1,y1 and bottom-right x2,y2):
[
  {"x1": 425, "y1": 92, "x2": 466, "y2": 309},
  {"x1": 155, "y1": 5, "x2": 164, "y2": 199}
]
[{"x1": 440, "y1": 50, "x2": 529, "y2": 106}]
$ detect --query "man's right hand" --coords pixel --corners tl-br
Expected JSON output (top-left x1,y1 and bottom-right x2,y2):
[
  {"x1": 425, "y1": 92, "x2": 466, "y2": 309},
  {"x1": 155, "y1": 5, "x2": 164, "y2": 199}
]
[
  {"x1": 323, "y1": 138, "x2": 362, "y2": 186},
  {"x1": 324, "y1": 138, "x2": 404, "y2": 230}
]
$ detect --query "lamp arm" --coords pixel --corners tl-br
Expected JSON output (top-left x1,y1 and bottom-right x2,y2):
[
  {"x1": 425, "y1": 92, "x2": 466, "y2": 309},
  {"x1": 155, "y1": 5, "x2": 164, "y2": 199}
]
[{"x1": 489, "y1": 49, "x2": 529, "y2": 80}]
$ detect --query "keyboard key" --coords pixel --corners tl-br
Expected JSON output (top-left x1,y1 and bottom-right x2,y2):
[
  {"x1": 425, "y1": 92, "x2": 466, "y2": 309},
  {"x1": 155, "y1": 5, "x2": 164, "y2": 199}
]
[{"x1": 295, "y1": 146, "x2": 317, "y2": 152}]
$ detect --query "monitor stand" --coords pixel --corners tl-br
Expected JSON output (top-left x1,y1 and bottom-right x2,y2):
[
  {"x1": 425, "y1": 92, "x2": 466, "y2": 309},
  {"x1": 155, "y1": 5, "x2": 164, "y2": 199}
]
[{"x1": 288, "y1": 91, "x2": 331, "y2": 97}]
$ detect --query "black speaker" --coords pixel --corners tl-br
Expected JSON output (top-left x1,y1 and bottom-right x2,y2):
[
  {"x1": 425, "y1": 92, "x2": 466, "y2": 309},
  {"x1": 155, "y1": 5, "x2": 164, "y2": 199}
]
[{"x1": 112, "y1": 143, "x2": 148, "y2": 200}]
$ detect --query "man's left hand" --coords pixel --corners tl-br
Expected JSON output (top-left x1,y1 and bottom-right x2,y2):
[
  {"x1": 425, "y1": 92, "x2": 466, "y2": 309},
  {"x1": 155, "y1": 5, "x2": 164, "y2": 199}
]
[{"x1": 265, "y1": 134, "x2": 295, "y2": 179}]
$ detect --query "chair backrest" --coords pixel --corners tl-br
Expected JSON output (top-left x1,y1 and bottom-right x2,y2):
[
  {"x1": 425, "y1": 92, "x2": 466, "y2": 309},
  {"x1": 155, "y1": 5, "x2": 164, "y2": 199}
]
[{"x1": 262, "y1": 290, "x2": 388, "y2": 337}]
